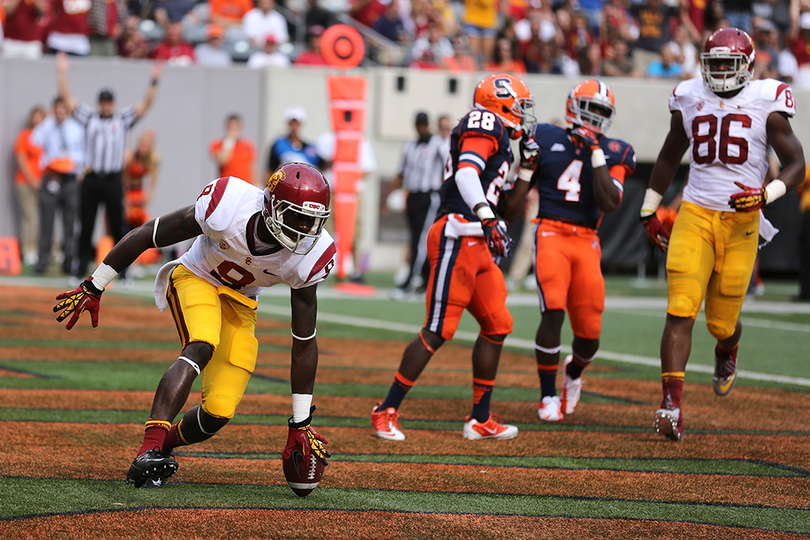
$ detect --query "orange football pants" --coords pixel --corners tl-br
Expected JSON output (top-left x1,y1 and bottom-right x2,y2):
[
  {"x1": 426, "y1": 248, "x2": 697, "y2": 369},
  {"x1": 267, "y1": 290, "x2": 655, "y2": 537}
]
[
  {"x1": 423, "y1": 214, "x2": 513, "y2": 340},
  {"x1": 533, "y1": 219, "x2": 604, "y2": 340}
]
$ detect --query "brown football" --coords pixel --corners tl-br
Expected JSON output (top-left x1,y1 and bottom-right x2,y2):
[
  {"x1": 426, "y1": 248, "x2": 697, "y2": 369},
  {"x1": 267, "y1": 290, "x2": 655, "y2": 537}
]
[{"x1": 283, "y1": 448, "x2": 324, "y2": 497}]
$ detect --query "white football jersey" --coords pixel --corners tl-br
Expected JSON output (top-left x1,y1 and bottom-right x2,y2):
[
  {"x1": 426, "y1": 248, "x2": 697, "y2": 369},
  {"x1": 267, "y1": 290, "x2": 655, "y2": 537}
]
[
  {"x1": 670, "y1": 78, "x2": 796, "y2": 212},
  {"x1": 154, "y1": 176, "x2": 335, "y2": 310}
]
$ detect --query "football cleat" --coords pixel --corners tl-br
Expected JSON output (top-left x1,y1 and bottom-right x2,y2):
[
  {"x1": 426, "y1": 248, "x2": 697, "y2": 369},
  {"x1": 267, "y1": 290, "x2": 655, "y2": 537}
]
[
  {"x1": 126, "y1": 447, "x2": 178, "y2": 488},
  {"x1": 653, "y1": 408, "x2": 683, "y2": 442},
  {"x1": 371, "y1": 404, "x2": 405, "y2": 441},
  {"x1": 560, "y1": 355, "x2": 583, "y2": 415},
  {"x1": 713, "y1": 344, "x2": 738, "y2": 396},
  {"x1": 538, "y1": 395, "x2": 564, "y2": 422},
  {"x1": 462, "y1": 414, "x2": 518, "y2": 440}
]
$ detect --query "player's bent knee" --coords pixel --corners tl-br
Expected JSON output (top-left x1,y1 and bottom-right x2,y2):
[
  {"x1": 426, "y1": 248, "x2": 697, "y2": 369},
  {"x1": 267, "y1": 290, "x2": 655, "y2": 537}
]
[
  {"x1": 706, "y1": 320, "x2": 735, "y2": 341},
  {"x1": 202, "y1": 394, "x2": 240, "y2": 419},
  {"x1": 667, "y1": 295, "x2": 697, "y2": 319},
  {"x1": 480, "y1": 309, "x2": 513, "y2": 336}
]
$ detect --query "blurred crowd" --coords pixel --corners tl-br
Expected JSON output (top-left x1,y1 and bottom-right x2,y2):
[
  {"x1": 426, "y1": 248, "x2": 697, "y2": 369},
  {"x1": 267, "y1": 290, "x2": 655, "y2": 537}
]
[{"x1": 3, "y1": 0, "x2": 810, "y2": 86}]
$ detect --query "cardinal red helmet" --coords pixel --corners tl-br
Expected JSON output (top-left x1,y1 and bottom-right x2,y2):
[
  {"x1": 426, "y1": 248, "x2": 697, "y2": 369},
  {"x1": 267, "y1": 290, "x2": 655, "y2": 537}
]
[
  {"x1": 565, "y1": 79, "x2": 615, "y2": 136},
  {"x1": 263, "y1": 162, "x2": 331, "y2": 255},
  {"x1": 700, "y1": 27, "x2": 756, "y2": 94},
  {"x1": 473, "y1": 73, "x2": 536, "y2": 139}
]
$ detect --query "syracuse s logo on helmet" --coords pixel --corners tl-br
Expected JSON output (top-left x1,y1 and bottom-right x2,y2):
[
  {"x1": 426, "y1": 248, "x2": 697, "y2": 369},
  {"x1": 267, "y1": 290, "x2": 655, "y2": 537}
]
[{"x1": 267, "y1": 169, "x2": 286, "y2": 192}]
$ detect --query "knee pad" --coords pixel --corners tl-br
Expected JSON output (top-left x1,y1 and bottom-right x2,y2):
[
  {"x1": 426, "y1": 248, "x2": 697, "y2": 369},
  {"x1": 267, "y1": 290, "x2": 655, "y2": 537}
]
[
  {"x1": 706, "y1": 319, "x2": 735, "y2": 341},
  {"x1": 668, "y1": 294, "x2": 697, "y2": 320}
]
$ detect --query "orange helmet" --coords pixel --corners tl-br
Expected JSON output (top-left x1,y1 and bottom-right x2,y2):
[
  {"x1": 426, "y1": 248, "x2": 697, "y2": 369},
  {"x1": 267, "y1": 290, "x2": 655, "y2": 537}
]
[
  {"x1": 565, "y1": 79, "x2": 615, "y2": 136},
  {"x1": 473, "y1": 73, "x2": 536, "y2": 139}
]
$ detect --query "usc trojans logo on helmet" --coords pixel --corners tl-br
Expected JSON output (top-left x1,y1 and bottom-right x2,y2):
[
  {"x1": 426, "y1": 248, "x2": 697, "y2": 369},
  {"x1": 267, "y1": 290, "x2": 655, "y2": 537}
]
[
  {"x1": 473, "y1": 73, "x2": 536, "y2": 139},
  {"x1": 263, "y1": 162, "x2": 331, "y2": 255},
  {"x1": 700, "y1": 27, "x2": 756, "y2": 94},
  {"x1": 566, "y1": 79, "x2": 615, "y2": 136}
]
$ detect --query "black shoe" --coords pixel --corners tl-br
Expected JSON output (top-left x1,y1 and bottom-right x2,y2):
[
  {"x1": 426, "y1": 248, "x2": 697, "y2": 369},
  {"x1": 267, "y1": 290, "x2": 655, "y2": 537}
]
[{"x1": 126, "y1": 448, "x2": 178, "y2": 488}]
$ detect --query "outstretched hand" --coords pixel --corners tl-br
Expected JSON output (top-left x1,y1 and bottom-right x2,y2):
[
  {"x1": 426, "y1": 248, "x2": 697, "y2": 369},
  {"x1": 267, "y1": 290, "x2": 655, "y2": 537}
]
[{"x1": 53, "y1": 278, "x2": 104, "y2": 330}]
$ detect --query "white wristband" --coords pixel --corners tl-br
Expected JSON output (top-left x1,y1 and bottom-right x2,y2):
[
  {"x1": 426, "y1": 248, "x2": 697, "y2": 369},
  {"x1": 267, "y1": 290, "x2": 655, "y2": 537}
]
[
  {"x1": 591, "y1": 148, "x2": 607, "y2": 169},
  {"x1": 90, "y1": 262, "x2": 118, "y2": 290},
  {"x1": 292, "y1": 393, "x2": 313, "y2": 423},
  {"x1": 518, "y1": 168, "x2": 534, "y2": 182},
  {"x1": 765, "y1": 179, "x2": 787, "y2": 204},
  {"x1": 475, "y1": 205, "x2": 496, "y2": 221},
  {"x1": 640, "y1": 188, "x2": 664, "y2": 217}
]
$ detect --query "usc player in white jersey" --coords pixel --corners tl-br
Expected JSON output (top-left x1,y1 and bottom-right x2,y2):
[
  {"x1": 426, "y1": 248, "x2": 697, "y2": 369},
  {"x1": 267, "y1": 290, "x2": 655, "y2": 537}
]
[
  {"x1": 53, "y1": 162, "x2": 335, "y2": 486},
  {"x1": 641, "y1": 28, "x2": 805, "y2": 441}
]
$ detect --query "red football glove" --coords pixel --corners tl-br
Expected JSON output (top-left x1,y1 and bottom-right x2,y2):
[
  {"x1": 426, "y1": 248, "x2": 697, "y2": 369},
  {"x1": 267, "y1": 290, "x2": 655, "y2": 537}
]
[
  {"x1": 481, "y1": 217, "x2": 514, "y2": 258},
  {"x1": 728, "y1": 181, "x2": 767, "y2": 212},
  {"x1": 519, "y1": 134, "x2": 540, "y2": 171},
  {"x1": 53, "y1": 277, "x2": 104, "y2": 330},
  {"x1": 641, "y1": 213, "x2": 670, "y2": 253},
  {"x1": 283, "y1": 406, "x2": 330, "y2": 466},
  {"x1": 569, "y1": 125, "x2": 601, "y2": 153}
]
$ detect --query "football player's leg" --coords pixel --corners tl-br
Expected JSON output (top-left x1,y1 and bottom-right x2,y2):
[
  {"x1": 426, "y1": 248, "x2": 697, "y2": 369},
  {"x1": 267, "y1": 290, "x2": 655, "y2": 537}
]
[
  {"x1": 137, "y1": 269, "x2": 220, "y2": 457},
  {"x1": 467, "y1": 256, "x2": 513, "y2": 425},
  {"x1": 533, "y1": 232, "x2": 570, "y2": 420},
  {"x1": 705, "y1": 219, "x2": 757, "y2": 396}
]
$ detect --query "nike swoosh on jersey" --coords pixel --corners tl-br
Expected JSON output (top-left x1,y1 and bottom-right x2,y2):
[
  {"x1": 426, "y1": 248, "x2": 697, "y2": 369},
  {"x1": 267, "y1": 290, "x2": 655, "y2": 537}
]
[
  {"x1": 467, "y1": 240, "x2": 479, "y2": 246},
  {"x1": 263, "y1": 269, "x2": 279, "y2": 276},
  {"x1": 745, "y1": 230, "x2": 755, "y2": 236}
]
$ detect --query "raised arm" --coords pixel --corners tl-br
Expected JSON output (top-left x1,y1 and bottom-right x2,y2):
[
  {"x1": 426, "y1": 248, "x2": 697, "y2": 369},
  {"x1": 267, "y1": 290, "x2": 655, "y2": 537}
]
[
  {"x1": 134, "y1": 63, "x2": 163, "y2": 119},
  {"x1": 55, "y1": 52, "x2": 78, "y2": 114}
]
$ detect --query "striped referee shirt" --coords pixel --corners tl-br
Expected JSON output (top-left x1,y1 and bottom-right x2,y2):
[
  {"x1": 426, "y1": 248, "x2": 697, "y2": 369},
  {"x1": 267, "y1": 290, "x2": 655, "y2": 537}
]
[
  {"x1": 399, "y1": 134, "x2": 448, "y2": 193},
  {"x1": 74, "y1": 104, "x2": 139, "y2": 174}
]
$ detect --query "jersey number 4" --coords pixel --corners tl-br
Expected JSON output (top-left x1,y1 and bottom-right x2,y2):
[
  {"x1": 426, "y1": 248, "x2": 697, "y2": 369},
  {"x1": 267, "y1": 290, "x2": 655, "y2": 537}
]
[{"x1": 692, "y1": 113, "x2": 752, "y2": 165}]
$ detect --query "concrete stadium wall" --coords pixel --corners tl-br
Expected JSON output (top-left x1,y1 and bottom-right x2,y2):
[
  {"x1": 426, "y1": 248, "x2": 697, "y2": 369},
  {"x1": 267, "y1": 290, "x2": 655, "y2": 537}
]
[{"x1": 2, "y1": 58, "x2": 808, "y2": 272}]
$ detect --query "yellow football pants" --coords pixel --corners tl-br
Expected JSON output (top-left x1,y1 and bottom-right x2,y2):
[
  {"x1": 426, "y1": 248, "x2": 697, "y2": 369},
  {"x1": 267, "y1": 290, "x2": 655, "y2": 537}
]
[
  {"x1": 666, "y1": 201, "x2": 759, "y2": 341},
  {"x1": 166, "y1": 265, "x2": 259, "y2": 419}
]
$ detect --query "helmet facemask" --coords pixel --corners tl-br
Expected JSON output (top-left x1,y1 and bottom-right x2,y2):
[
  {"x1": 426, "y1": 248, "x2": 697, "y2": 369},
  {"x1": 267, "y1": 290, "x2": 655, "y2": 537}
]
[
  {"x1": 570, "y1": 96, "x2": 614, "y2": 135},
  {"x1": 263, "y1": 196, "x2": 330, "y2": 255},
  {"x1": 700, "y1": 50, "x2": 754, "y2": 93}
]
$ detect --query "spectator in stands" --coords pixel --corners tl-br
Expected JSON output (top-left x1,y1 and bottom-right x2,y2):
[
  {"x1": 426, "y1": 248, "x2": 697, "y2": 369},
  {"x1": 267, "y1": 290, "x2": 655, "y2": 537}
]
[
  {"x1": 89, "y1": 0, "x2": 127, "y2": 56},
  {"x1": 437, "y1": 114, "x2": 451, "y2": 142},
  {"x1": 373, "y1": 0, "x2": 409, "y2": 43},
  {"x1": 247, "y1": 34, "x2": 291, "y2": 68},
  {"x1": 578, "y1": 41, "x2": 603, "y2": 76},
  {"x1": 514, "y1": 0, "x2": 558, "y2": 44},
  {"x1": 152, "y1": 0, "x2": 196, "y2": 27},
  {"x1": 13, "y1": 105, "x2": 46, "y2": 267},
  {"x1": 305, "y1": 0, "x2": 336, "y2": 30},
  {"x1": 560, "y1": 9, "x2": 594, "y2": 61},
  {"x1": 195, "y1": 24, "x2": 233, "y2": 66},
  {"x1": 210, "y1": 113, "x2": 256, "y2": 185},
  {"x1": 409, "y1": 18, "x2": 454, "y2": 68},
  {"x1": 266, "y1": 105, "x2": 321, "y2": 181},
  {"x1": 1, "y1": 0, "x2": 47, "y2": 59},
  {"x1": 722, "y1": 0, "x2": 753, "y2": 33},
  {"x1": 753, "y1": 17, "x2": 780, "y2": 80},
  {"x1": 628, "y1": 0, "x2": 683, "y2": 76},
  {"x1": 243, "y1": 0, "x2": 289, "y2": 49},
  {"x1": 602, "y1": 38, "x2": 638, "y2": 77},
  {"x1": 461, "y1": 0, "x2": 500, "y2": 69},
  {"x1": 788, "y1": 10, "x2": 810, "y2": 89},
  {"x1": 294, "y1": 25, "x2": 330, "y2": 65},
  {"x1": 30, "y1": 96, "x2": 84, "y2": 276},
  {"x1": 578, "y1": 0, "x2": 604, "y2": 33},
  {"x1": 117, "y1": 14, "x2": 150, "y2": 58},
  {"x1": 668, "y1": 24, "x2": 698, "y2": 78},
  {"x1": 445, "y1": 34, "x2": 477, "y2": 72},
  {"x1": 350, "y1": 0, "x2": 386, "y2": 28},
  {"x1": 487, "y1": 36, "x2": 527, "y2": 72},
  {"x1": 599, "y1": 0, "x2": 635, "y2": 45},
  {"x1": 47, "y1": 0, "x2": 92, "y2": 56},
  {"x1": 150, "y1": 21, "x2": 195, "y2": 64},
  {"x1": 645, "y1": 42, "x2": 686, "y2": 79},
  {"x1": 123, "y1": 130, "x2": 160, "y2": 232},
  {"x1": 210, "y1": 0, "x2": 253, "y2": 28}
]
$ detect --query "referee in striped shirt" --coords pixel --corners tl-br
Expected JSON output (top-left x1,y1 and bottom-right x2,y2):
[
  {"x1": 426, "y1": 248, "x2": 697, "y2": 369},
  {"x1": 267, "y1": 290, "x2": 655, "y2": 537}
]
[
  {"x1": 383, "y1": 111, "x2": 448, "y2": 294},
  {"x1": 56, "y1": 52, "x2": 162, "y2": 280}
]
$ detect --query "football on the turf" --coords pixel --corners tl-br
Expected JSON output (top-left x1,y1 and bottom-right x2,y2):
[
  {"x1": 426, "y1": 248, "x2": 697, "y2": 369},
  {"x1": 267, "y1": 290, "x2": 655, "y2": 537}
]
[{"x1": 283, "y1": 449, "x2": 324, "y2": 497}]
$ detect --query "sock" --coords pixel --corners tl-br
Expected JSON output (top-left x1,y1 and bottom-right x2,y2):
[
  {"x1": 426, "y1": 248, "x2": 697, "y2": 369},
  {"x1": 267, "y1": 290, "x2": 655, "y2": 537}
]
[
  {"x1": 566, "y1": 354, "x2": 591, "y2": 380},
  {"x1": 660, "y1": 372, "x2": 684, "y2": 410},
  {"x1": 537, "y1": 363, "x2": 558, "y2": 398},
  {"x1": 715, "y1": 344, "x2": 738, "y2": 361},
  {"x1": 137, "y1": 419, "x2": 171, "y2": 456},
  {"x1": 379, "y1": 371, "x2": 414, "y2": 411},
  {"x1": 471, "y1": 378, "x2": 495, "y2": 423},
  {"x1": 162, "y1": 421, "x2": 189, "y2": 454}
]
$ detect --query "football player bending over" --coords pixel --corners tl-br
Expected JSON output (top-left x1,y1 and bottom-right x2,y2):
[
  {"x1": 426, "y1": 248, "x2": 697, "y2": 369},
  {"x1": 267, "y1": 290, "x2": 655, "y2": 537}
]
[
  {"x1": 371, "y1": 73, "x2": 535, "y2": 442},
  {"x1": 641, "y1": 28, "x2": 805, "y2": 441},
  {"x1": 54, "y1": 162, "x2": 335, "y2": 486},
  {"x1": 506, "y1": 80, "x2": 635, "y2": 422}
]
